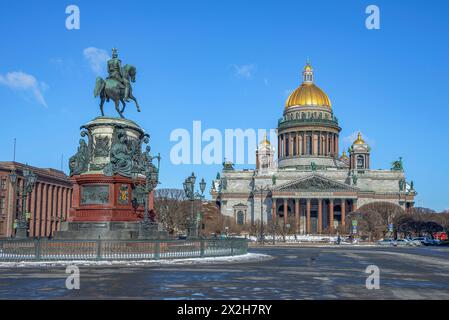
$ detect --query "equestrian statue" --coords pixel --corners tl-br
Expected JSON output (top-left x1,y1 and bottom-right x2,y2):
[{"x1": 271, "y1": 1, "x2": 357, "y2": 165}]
[{"x1": 94, "y1": 48, "x2": 141, "y2": 118}]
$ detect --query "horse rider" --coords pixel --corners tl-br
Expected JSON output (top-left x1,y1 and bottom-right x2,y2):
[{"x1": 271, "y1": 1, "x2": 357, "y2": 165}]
[{"x1": 107, "y1": 48, "x2": 130, "y2": 102}]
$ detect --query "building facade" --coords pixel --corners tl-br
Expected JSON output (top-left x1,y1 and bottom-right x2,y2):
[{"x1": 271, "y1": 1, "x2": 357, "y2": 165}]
[
  {"x1": 0, "y1": 162, "x2": 72, "y2": 238},
  {"x1": 211, "y1": 63, "x2": 416, "y2": 234}
]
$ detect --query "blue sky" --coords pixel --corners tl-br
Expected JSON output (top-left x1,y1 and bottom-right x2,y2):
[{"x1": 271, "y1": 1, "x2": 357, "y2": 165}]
[{"x1": 0, "y1": 0, "x2": 448, "y2": 211}]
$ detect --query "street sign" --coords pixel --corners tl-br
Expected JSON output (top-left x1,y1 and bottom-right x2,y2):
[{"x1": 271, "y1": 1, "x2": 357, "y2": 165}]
[
  {"x1": 388, "y1": 223, "x2": 393, "y2": 232},
  {"x1": 352, "y1": 220, "x2": 358, "y2": 227},
  {"x1": 352, "y1": 226, "x2": 357, "y2": 234}
]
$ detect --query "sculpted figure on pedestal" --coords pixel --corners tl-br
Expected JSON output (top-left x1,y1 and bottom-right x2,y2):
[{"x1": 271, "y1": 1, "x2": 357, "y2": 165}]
[
  {"x1": 104, "y1": 128, "x2": 133, "y2": 177},
  {"x1": 69, "y1": 139, "x2": 89, "y2": 176}
]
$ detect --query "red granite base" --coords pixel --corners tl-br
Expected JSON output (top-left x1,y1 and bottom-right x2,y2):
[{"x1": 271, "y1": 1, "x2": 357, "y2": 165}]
[{"x1": 69, "y1": 174, "x2": 153, "y2": 222}]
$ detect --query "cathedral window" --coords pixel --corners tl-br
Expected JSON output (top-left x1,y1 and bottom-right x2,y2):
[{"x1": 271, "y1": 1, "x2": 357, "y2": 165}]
[
  {"x1": 357, "y1": 155, "x2": 365, "y2": 169},
  {"x1": 0, "y1": 196, "x2": 5, "y2": 214},
  {"x1": 237, "y1": 211, "x2": 244, "y2": 225}
]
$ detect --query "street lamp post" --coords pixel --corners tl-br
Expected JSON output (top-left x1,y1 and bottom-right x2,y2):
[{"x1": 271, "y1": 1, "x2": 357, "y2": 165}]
[
  {"x1": 252, "y1": 185, "x2": 271, "y2": 243},
  {"x1": 9, "y1": 168, "x2": 37, "y2": 239},
  {"x1": 183, "y1": 172, "x2": 206, "y2": 239}
]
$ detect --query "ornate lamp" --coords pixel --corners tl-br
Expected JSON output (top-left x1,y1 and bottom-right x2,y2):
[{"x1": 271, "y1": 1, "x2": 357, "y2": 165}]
[
  {"x1": 184, "y1": 179, "x2": 193, "y2": 199},
  {"x1": 9, "y1": 170, "x2": 17, "y2": 184},
  {"x1": 199, "y1": 178, "x2": 206, "y2": 195},
  {"x1": 183, "y1": 172, "x2": 207, "y2": 238},
  {"x1": 26, "y1": 170, "x2": 37, "y2": 190},
  {"x1": 10, "y1": 167, "x2": 37, "y2": 239},
  {"x1": 182, "y1": 180, "x2": 188, "y2": 195},
  {"x1": 190, "y1": 172, "x2": 196, "y2": 186}
]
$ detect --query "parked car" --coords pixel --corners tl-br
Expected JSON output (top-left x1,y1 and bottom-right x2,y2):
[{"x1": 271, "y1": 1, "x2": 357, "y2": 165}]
[
  {"x1": 411, "y1": 237, "x2": 432, "y2": 246},
  {"x1": 395, "y1": 239, "x2": 415, "y2": 246},
  {"x1": 430, "y1": 238, "x2": 441, "y2": 246},
  {"x1": 433, "y1": 232, "x2": 448, "y2": 241},
  {"x1": 377, "y1": 239, "x2": 397, "y2": 246}
]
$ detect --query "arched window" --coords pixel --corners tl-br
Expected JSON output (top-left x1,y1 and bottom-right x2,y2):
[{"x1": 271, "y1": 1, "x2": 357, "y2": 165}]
[
  {"x1": 237, "y1": 211, "x2": 244, "y2": 225},
  {"x1": 357, "y1": 155, "x2": 365, "y2": 169}
]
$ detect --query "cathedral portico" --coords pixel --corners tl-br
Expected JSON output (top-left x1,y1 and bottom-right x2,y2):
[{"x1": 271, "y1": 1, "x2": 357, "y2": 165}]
[{"x1": 270, "y1": 195, "x2": 356, "y2": 235}]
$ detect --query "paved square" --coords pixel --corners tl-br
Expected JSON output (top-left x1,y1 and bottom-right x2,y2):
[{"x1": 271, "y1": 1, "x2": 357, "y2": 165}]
[{"x1": 1, "y1": 246, "x2": 449, "y2": 299}]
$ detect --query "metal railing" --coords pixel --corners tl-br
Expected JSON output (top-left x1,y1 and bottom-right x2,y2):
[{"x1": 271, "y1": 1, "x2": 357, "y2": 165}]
[{"x1": 0, "y1": 238, "x2": 248, "y2": 261}]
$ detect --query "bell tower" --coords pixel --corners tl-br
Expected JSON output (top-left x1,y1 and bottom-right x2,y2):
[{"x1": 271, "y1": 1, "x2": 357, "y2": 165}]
[
  {"x1": 256, "y1": 133, "x2": 275, "y2": 173},
  {"x1": 349, "y1": 132, "x2": 371, "y2": 170}
]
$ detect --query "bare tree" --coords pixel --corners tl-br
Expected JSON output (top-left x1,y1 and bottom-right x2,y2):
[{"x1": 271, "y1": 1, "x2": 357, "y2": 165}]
[
  {"x1": 345, "y1": 202, "x2": 405, "y2": 240},
  {"x1": 344, "y1": 203, "x2": 449, "y2": 240},
  {"x1": 346, "y1": 209, "x2": 385, "y2": 241},
  {"x1": 153, "y1": 188, "x2": 190, "y2": 235}
]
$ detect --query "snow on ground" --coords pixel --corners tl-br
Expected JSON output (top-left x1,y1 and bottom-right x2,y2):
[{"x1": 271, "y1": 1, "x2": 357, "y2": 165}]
[
  {"x1": 0, "y1": 253, "x2": 272, "y2": 268},
  {"x1": 248, "y1": 235, "x2": 339, "y2": 242}
]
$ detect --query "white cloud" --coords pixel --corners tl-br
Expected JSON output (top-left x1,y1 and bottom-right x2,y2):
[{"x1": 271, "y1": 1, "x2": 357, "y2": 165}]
[
  {"x1": 83, "y1": 47, "x2": 110, "y2": 75},
  {"x1": 0, "y1": 71, "x2": 48, "y2": 107},
  {"x1": 342, "y1": 131, "x2": 375, "y2": 148},
  {"x1": 232, "y1": 64, "x2": 257, "y2": 79}
]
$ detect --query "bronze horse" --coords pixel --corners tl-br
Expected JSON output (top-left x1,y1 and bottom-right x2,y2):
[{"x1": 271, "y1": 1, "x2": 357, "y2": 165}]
[{"x1": 94, "y1": 64, "x2": 140, "y2": 118}]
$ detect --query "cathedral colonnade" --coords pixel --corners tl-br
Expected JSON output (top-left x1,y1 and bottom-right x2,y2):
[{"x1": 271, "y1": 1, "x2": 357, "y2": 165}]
[
  {"x1": 270, "y1": 196, "x2": 357, "y2": 235},
  {"x1": 278, "y1": 131, "x2": 339, "y2": 159}
]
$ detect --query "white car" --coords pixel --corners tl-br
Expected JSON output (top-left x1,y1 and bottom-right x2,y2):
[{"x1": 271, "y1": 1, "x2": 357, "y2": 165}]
[
  {"x1": 411, "y1": 237, "x2": 433, "y2": 246},
  {"x1": 395, "y1": 239, "x2": 415, "y2": 246},
  {"x1": 377, "y1": 239, "x2": 397, "y2": 246}
]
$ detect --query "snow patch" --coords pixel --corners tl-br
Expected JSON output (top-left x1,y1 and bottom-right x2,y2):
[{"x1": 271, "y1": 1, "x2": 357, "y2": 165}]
[{"x1": 0, "y1": 253, "x2": 272, "y2": 268}]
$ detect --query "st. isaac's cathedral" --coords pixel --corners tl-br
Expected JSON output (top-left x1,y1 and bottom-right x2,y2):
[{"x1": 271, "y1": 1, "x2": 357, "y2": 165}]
[{"x1": 211, "y1": 63, "x2": 416, "y2": 234}]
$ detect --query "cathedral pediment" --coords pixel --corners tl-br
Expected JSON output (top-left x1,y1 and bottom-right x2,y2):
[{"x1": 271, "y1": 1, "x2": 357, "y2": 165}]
[{"x1": 274, "y1": 174, "x2": 357, "y2": 193}]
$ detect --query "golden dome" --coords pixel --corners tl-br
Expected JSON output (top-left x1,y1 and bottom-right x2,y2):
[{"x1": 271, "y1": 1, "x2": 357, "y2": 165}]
[
  {"x1": 353, "y1": 132, "x2": 365, "y2": 145},
  {"x1": 286, "y1": 83, "x2": 332, "y2": 109},
  {"x1": 285, "y1": 63, "x2": 332, "y2": 109},
  {"x1": 260, "y1": 133, "x2": 271, "y2": 146},
  {"x1": 340, "y1": 150, "x2": 349, "y2": 160}
]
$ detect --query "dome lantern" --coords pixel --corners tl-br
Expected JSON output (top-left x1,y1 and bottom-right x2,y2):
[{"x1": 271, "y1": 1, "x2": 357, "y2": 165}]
[{"x1": 303, "y1": 62, "x2": 314, "y2": 83}]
